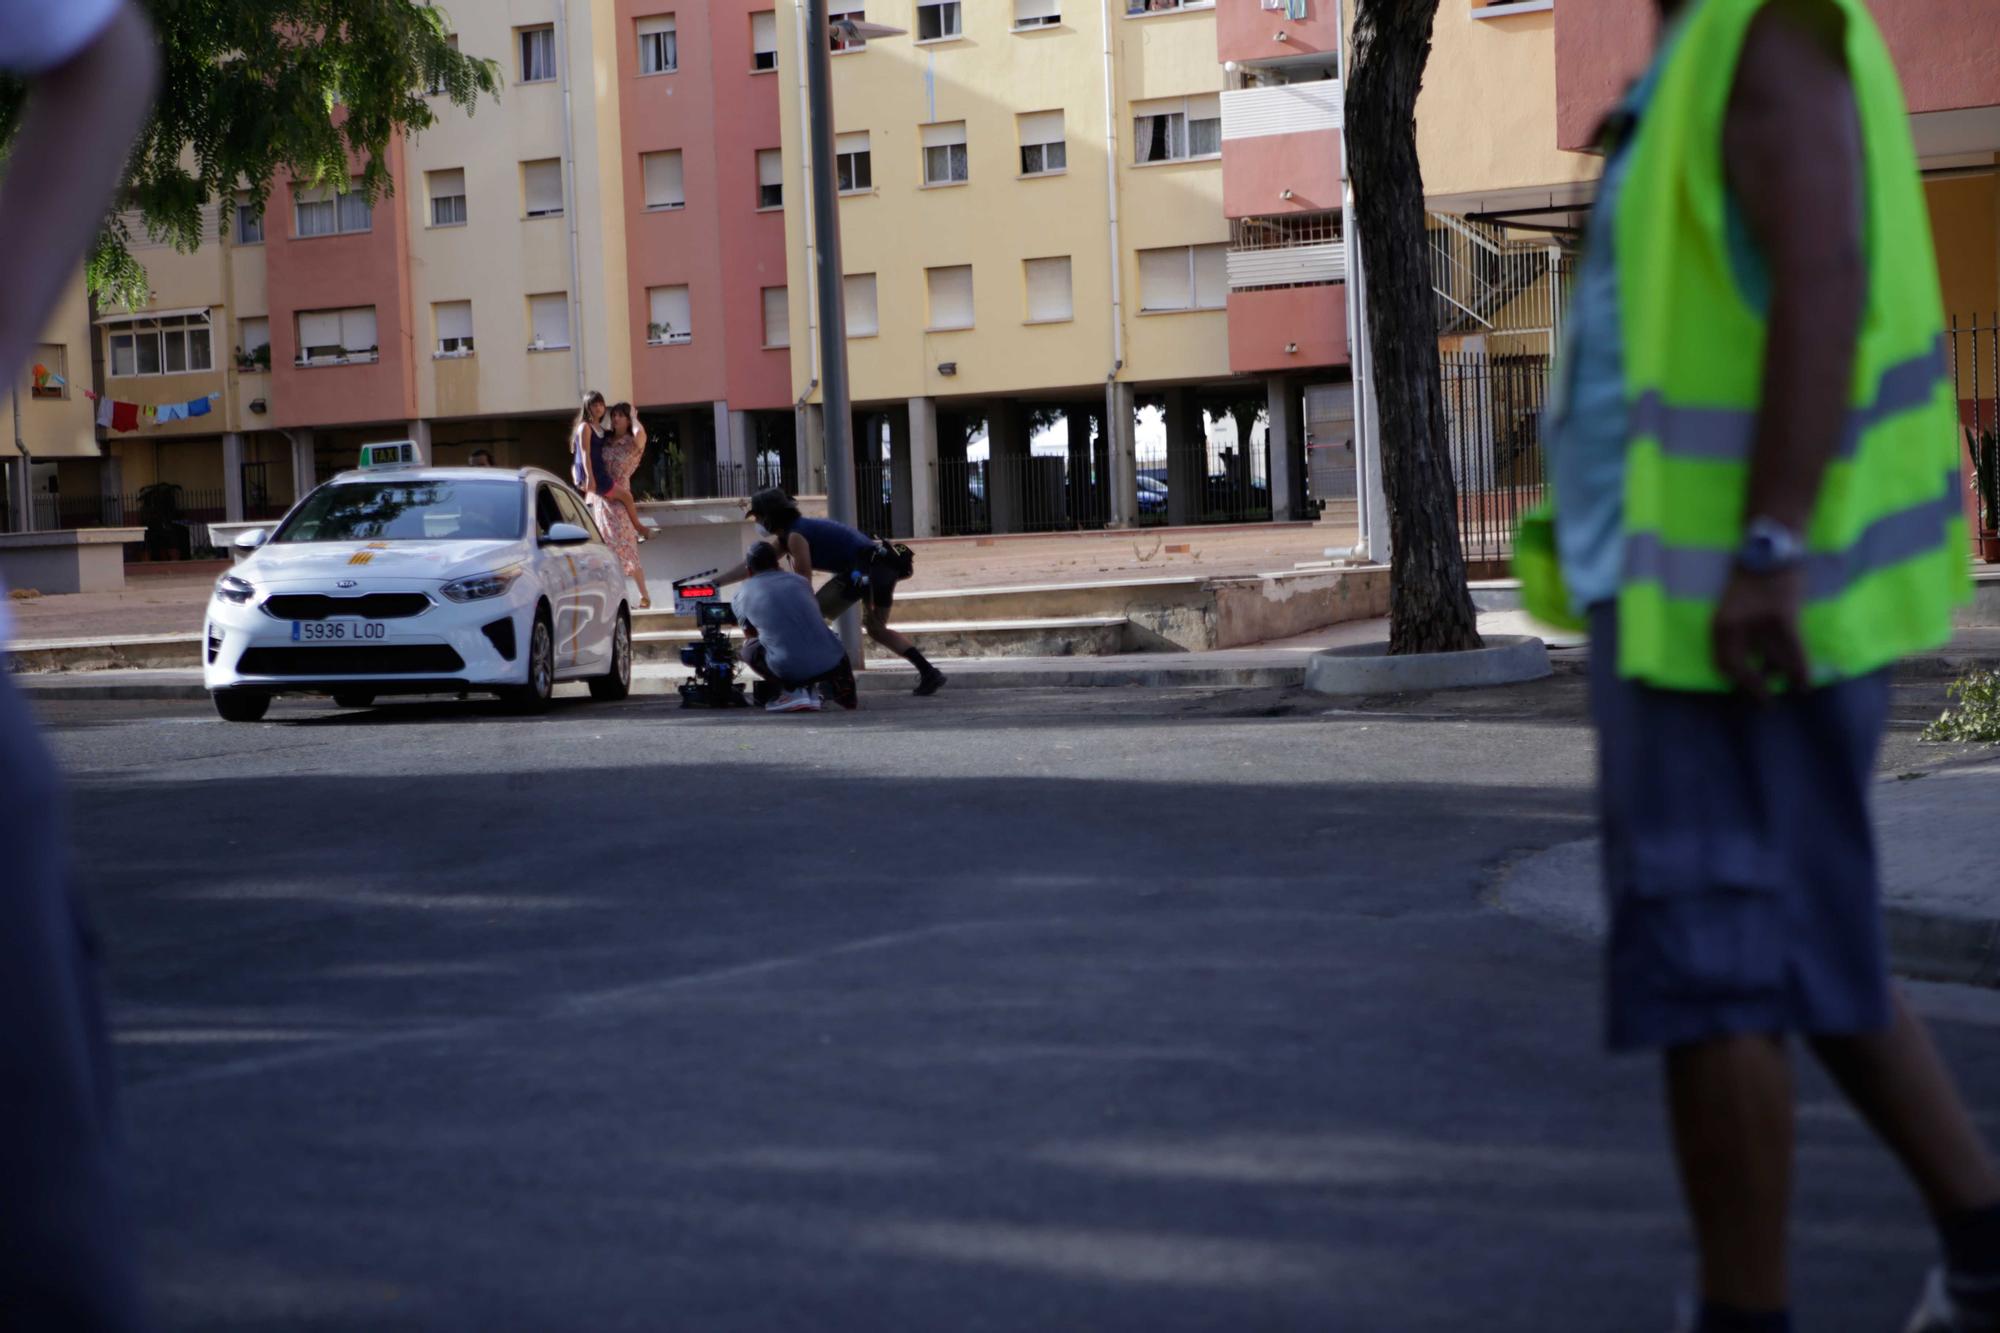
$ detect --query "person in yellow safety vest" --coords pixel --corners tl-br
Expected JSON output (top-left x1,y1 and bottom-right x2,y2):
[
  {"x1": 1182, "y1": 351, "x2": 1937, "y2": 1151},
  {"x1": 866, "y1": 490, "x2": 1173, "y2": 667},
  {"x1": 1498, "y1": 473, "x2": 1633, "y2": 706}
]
[{"x1": 1527, "y1": 1, "x2": 1998, "y2": 1330}]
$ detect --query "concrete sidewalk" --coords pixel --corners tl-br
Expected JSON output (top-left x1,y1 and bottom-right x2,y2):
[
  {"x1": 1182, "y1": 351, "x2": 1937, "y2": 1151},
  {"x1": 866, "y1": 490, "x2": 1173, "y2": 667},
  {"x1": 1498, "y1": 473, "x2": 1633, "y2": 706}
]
[{"x1": 1492, "y1": 760, "x2": 2000, "y2": 989}]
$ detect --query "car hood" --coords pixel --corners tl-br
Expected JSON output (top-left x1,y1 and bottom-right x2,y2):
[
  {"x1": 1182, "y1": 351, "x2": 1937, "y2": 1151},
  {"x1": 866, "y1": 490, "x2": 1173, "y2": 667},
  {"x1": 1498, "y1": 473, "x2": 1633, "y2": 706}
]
[{"x1": 241, "y1": 540, "x2": 526, "y2": 585}]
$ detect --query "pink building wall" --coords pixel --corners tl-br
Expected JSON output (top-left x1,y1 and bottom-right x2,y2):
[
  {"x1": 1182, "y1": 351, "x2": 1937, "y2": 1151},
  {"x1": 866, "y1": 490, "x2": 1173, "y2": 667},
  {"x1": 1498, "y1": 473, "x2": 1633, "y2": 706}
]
[
  {"x1": 1223, "y1": 130, "x2": 1342, "y2": 219},
  {"x1": 1217, "y1": 0, "x2": 1340, "y2": 66},
  {"x1": 617, "y1": 0, "x2": 790, "y2": 414},
  {"x1": 1228, "y1": 284, "x2": 1348, "y2": 376},
  {"x1": 1556, "y1": 0, "x2": 2000, "y2": 152},
  {"x1": 266, "y1": 139, "x2": 418, "y2": 431}
]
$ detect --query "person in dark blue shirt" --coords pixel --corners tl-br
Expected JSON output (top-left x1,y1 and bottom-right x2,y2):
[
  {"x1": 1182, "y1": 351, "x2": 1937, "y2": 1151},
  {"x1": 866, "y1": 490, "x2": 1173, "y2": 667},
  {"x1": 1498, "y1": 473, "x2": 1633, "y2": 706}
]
[{"x1": 713, "y1": 488, "x2": 945, "y2": 696}]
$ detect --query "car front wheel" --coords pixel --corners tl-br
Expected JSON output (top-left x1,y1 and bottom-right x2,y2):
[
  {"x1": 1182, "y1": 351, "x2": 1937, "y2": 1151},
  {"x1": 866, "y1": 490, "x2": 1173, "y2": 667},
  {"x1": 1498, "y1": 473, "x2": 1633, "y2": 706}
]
[
  {"x1": 503, "y1": 610, "x2": 555, "y2": 714},
  {"x1": 212, "y1": 689, "x2": 271, "y2": 723},
  {"x1": 588, "y1": 610, "x2": 632, "y2": 702}
]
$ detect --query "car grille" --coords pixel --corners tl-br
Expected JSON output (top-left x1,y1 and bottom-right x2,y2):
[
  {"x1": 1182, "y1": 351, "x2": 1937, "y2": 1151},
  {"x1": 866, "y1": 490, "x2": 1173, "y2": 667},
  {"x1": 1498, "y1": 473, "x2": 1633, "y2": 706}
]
[
  {"x1": 262, "y1": 593, "x2": 433, "y2": 621},
  {"x1": 236, "y1": 646, "x2": 466, "y2": 677}
]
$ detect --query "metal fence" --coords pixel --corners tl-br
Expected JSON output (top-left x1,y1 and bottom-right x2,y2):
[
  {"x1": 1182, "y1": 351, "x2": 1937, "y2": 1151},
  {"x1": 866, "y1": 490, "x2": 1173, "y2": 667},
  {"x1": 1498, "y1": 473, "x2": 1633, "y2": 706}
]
[
  {"x1": 934, "y1": 454, "x2": 1115, "y2": 537},
  {"x1": 1439, "y1": 349, "x2": 1551, "y2": 567},
  {"x1": 1952, "y1": 313, "x2": 1999, "y2": 556},
  {"x1": 637, "y1": 455, "x2": 786, "y2": 503}
]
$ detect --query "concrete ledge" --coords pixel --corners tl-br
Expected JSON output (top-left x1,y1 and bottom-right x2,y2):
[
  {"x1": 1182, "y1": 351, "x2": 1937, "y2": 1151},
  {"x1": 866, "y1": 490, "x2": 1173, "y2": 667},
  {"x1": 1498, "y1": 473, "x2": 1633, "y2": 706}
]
[
  {"x1": 634, "y1": 616, "x2": 1134, "y2": 662},
  {"x1": 0, "y1": 527, "x2": 144, "y2": 594},
  {"x1": 1304, "y1": 634, "x2": 1552, "y2": 696}
]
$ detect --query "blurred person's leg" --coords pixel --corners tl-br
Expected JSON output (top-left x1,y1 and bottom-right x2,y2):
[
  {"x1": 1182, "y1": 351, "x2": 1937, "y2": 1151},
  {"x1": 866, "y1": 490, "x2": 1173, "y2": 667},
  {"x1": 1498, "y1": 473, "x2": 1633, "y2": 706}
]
[
  {"x1": 1667, "y1": 1035, "x2": 1794, "y2": 1315},
  {"x1": 0, "y1": 674, "x2": 149, "y2": 1329}
]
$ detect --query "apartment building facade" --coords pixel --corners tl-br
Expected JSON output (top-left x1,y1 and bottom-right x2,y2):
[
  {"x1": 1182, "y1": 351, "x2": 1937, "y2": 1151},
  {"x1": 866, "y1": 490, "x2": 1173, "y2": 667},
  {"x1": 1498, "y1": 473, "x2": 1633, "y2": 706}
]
[{"x1": 772, "y1": 0, "x2": 1355, "y2": 538}]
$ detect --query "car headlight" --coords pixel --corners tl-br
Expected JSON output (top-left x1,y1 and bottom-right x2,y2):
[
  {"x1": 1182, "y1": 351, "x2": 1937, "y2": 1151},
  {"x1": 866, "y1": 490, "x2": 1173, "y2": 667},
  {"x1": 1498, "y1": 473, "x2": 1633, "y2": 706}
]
[
  {"x1": 440, "y1": 565, "x2": 525, "y2": 603},
  {"x1": 215, "y1": 574, "x2": 256, "y2": 604}
]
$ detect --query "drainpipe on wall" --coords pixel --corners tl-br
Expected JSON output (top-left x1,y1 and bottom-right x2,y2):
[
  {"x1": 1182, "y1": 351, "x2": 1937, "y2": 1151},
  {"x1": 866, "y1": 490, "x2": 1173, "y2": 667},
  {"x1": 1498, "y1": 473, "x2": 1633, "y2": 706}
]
[
  {"x1": 556, "y1": 0, "x2": 588, "y2": 399},
  {"x1": 1099, "y1": 0, "x2": 1130, "y2": 525}
]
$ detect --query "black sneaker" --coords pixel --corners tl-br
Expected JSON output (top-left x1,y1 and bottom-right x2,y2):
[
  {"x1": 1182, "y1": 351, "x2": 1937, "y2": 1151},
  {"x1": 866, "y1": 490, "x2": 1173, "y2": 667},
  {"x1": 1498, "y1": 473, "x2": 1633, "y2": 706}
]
[{"x1": 913, "y1": 668, "x2": 946, "y2": 697}]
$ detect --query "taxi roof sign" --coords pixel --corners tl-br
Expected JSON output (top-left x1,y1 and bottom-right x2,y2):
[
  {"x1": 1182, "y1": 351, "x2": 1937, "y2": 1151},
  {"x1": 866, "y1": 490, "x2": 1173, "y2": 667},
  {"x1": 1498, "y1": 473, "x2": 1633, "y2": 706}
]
[{"x1": 359, "y1": 440, "x2": 420, "y2": 470}]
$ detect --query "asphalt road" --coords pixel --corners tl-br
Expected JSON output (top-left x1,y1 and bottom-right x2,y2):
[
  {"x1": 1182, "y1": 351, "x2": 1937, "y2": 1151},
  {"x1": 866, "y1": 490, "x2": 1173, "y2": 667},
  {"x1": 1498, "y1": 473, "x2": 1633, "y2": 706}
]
[{"x1": 28, "y1": 678, "x2": 2000, "y2": 1332}]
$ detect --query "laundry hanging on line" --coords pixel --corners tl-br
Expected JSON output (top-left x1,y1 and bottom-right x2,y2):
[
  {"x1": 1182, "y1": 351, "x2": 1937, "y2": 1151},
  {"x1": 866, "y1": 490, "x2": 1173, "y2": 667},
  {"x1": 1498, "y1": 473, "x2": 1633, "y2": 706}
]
[{"x1": 81, "y1": 389, "x2": 224, "y2": 432}]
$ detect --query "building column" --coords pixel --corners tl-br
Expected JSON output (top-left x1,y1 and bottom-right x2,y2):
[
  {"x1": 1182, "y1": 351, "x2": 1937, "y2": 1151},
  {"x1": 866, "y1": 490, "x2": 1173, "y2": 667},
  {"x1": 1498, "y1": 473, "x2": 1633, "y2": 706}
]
[
  {"x1": 908, "y1": 396, "x2": 939, "y2": 538},
  {"x1": 799, "y1": 403, "x2": 826, "y2": 496},
  {"x1": 1164, "y1": 387, "x2": 1202, "y2": 528},
  {"x1": 405, "y1": 418, "x2": 433, "y2": 466},
  {"x1": 710, "y1": 401, "x2": 735, "y2": 494},
  {"x1": 5, "y1": 452, "x2": 30, "y2": 534},
  {"x1": 223, "y1": 432, "x2": 246, "y2": 522},
  {"x1": 730, "y1": 408, "x2": 754, "y2": 493},
  {"x1": 887, "y1": 406, "x2": 914, "y2": 539},
  {"x1": 287, "y1": 428, "x2": 316, "y2": 503},
  {"x1": 987, "y1": 399, "x2": 1027, "y2": 534},
  {"x1": 1266, "y1": 377, "x2": 1303, "y2": 523},
  {"x1": 1106, "y1": 381, "x2": 1137, "y2": 528}
]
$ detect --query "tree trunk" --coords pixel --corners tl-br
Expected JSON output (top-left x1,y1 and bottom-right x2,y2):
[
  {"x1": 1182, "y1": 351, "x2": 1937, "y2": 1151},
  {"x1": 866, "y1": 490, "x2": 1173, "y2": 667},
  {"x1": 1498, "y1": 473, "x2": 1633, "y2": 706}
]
[{"x1": 1349, "y1": 0, "x2": 1483, "y2": 655}]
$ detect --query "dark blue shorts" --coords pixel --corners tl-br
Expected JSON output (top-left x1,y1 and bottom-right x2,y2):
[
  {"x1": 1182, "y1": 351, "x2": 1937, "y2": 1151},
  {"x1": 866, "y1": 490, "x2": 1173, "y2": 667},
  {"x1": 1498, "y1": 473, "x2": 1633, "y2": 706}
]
[{"x1": 1588, "y1": 604, "x2": 1895, "y2": 1052}]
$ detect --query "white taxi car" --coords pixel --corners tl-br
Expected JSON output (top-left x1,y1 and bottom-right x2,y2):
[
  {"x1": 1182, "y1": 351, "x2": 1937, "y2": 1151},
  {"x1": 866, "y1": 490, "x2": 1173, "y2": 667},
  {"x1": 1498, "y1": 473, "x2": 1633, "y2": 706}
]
[{"x1": 203, "y1": 464, "x2": 633, "y2": 721}]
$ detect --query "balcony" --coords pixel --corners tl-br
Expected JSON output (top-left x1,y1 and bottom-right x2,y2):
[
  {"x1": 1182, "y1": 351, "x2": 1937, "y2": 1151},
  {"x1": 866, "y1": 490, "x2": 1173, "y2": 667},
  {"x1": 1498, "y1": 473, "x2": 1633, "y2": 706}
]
[
  {"x1": 1227, "y1": 242, "x2": 1344, "y2": 291},
  {"x1": 1227, "y1": 283, "x2": 1348, "y2": 375},
  {"x1": 1221, "y1": 79, "x2": 1341, "y2": 140}
]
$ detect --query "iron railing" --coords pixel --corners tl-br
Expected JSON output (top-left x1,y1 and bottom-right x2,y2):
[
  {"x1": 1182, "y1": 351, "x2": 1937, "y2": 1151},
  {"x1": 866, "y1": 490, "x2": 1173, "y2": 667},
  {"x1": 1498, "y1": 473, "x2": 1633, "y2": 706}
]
[
  {"x1": 1951, "y1": 313, "x2": 1999, "y2": 555},
  {"x1": 1440, "y1": 350, "x2": 1551, "y2": 567}
]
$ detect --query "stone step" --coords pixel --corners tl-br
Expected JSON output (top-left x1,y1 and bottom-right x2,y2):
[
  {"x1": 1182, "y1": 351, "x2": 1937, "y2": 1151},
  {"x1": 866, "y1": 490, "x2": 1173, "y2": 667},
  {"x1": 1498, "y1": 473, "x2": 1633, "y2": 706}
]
[{"x1": 637, "y1": 616, "x2": 1133, "y2": 662}]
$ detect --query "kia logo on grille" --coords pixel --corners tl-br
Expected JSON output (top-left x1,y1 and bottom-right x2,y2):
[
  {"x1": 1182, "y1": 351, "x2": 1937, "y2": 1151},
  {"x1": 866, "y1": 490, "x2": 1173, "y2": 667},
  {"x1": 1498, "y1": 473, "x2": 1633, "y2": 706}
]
[{"x1": 336, "y1": 579, "x2": 358, "y2": 589}]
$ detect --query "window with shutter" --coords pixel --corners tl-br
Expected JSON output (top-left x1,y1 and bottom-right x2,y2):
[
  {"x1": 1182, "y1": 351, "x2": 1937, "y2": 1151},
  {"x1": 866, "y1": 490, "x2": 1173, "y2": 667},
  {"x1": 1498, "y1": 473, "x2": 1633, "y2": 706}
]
[
  {"x1": 234, "y1": 192, "x2": 264, "y2": 244},
  {"x1": 1018, "y1": 110, "x2": 1066, "y2": 176},
  {"x1": 761, "y1": 287, "x2": 790, "y2": 348},
  {"x1": 845, "y1": 274, "x2": 879, "y2": 337},
  {"x1": 1193, "y1": 243, "x2": 1228, "y2": 309},
  {"x1": 1025, "y1": 256, "x2": 1073, "y2": 323},
  {"x1": 428, "y1": 169, "x2": 467, "y2": 226},
  {"x1": 337, "y1": 190, "x2": 372, "y2": 233},
  {"x1": 647, "y1": 286, "x2": 693, "y2": 344},
  {"x1": 238, "y1": 317, "x2": 269, "y2": 363},
  {"x1": 921, "y1": 121, "x2": 968, "y2": 186},
  {"x1": 523, "y1": 159, "x2": 564, "y2": 217},
  {"x1": 518, "y1": 26, "x2": 557, "y2": 82},
  {"x1": 1186, "y1": 93, "x2": 1222, "y2": 157},
  {"x1": 434, "y1": 301, "x2": 474, "y2": 355},
  {"x1": 926, "y1": 265, "x2": 974, "y2": 331},
  {"x1": 830, "y1": 1, "x2": 868, "y2": 50},
  {"x1": 751, "y1": 12, "x2": 778, "y2": 70},
  {"x1": 340, "y1": 308, "x2": 378, "y2": 356},
  {"x1": 1134, "y1": 95, "x2": 1221, "y2": 164},
  {"x1": 835, "y1": 132, "x2": 872, "y2": 193},
  {"x1": 642, "y1": 151, "x2": 685, "y2": 209},
  {"x1": 294, "y1": 184, "x2": 337, "y2": 237},
  {"x1": 756, "y1": 149, "x2": 784, "y2": 209},
  {"x1": 529, "y1": 294, "x2": 571, "y2": 349},
  {"x1": 637, "y1": 15, "x2": 678, "y2": 74},
  {"x1": 1014, "y1": 0, "x2": 1061, "y2": 26},
  {"x1": 297, "y1": 310, "x2": 344, "y2": 362},
  {"x1": 1138, "y1": 247, "x2": 1193, "y2": 311}
]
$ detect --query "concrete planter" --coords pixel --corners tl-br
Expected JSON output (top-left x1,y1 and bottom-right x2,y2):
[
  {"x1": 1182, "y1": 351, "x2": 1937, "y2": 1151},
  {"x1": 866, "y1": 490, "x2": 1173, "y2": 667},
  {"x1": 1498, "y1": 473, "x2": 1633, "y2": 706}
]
[{"x1": 1304, "y1": 634, "x2": 1551, "y2": 696}]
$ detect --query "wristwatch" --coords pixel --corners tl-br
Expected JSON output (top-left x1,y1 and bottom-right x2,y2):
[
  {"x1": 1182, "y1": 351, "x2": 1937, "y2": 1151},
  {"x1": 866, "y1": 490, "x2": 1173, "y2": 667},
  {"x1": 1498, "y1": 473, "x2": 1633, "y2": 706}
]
[{"x1": 1736, "y1": 516, "x2": 1806, "y2": 576}]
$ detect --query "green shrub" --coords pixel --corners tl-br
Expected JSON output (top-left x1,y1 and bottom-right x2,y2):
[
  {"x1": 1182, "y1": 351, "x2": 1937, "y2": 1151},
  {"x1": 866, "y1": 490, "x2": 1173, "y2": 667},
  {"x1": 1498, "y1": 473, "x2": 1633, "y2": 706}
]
[{"x1": 1922, "y1": 669, "x2": 2000, "y2": 744}]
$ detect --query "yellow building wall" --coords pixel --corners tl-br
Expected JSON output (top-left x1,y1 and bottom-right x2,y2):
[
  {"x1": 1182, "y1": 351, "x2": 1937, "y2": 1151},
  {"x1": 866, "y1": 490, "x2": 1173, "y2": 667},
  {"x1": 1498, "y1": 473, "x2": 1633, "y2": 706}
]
[
  {"x1": 1929, "y1": 173, "x2": 2000, "y2": 321},
  {"x1": 1414, "y1": 8, "x2": 1600, "y2": 211},
  {"x1": 405, "y1": 0, "x2": 626, "y2": 424},
  {"x1": 10, "y1": 274, "x2": 99, "y2": 460},
  {"x1": 778, "y1": 0, "x2": 1229, "y2": 405}
]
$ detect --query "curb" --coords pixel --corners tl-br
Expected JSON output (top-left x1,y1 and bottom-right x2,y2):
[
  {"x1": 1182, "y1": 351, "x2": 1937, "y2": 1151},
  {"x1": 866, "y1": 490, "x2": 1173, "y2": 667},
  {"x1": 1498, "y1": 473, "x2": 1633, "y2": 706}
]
[
  {"x1": 1305, "y1": 634, "x2": 1551, "y2": 695},
  {"x1": 1491, "y1": 836, "x2": 2000, "y2": 991},
  {"x1": 12, "y1": 659, "x2": 1310, "y2": 704}
]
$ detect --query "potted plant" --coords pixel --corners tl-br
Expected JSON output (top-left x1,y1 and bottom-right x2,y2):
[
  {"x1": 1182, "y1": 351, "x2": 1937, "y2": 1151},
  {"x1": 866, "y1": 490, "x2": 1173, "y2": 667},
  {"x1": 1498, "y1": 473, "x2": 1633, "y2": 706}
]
[
  {"x1": 1969, "y1": 425, "x2": 2000, "y2": 564},
  {"x1": 135, "y1": 481, "x2": 187, "y2": 562},
  {"x1": 647, "y1": 321, "x2": 666, "y2": 345}
]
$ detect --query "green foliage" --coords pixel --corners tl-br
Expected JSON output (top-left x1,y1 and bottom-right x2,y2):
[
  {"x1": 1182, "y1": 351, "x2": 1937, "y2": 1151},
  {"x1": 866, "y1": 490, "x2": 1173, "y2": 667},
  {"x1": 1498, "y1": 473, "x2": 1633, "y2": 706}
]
[
  {"x1": 1922, "y1": 669, "x2": 2000, "y2": 744},
  {"x1": 0, "y1": 1, "x2": 500, "y2": 305}
]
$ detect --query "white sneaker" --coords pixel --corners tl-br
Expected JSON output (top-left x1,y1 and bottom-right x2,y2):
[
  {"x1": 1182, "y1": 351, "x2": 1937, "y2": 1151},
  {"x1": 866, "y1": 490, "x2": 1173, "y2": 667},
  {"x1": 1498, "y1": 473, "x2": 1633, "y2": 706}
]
[
  {"x1": 1907, "y1": 1266, "x2": 2000, "y2": 1333},
  {"x1": 766, "y1": 689, "x2": 822, "y2": 714}
]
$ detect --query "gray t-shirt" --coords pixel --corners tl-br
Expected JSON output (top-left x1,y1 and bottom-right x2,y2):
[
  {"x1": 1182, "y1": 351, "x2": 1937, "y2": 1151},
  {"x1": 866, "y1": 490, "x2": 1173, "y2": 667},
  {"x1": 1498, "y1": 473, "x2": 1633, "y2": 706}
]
[
  {"x1": 733, "y1": 570, "x2": 845, "y2": 684},
  {"x1": 0, "y1": 0, "x2": 125, "y2": 73}
]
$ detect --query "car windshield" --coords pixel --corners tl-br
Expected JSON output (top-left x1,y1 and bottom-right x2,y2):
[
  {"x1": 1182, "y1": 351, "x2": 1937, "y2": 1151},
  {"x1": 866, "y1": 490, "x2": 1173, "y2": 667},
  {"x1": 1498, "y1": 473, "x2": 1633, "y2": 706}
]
[{"x1": 273, "y1": 479, "x2": 524, "y2": 543}]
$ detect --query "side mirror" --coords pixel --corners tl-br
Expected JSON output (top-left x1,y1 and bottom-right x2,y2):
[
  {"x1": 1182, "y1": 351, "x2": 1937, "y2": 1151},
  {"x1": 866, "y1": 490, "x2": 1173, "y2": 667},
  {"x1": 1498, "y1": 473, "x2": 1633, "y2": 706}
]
[
  {"x1": 234, "y1": 528, "x2": 268, "y2": 550},
  {"x1": 544, "y1": 522, "x2": 591, "y2": 546}
]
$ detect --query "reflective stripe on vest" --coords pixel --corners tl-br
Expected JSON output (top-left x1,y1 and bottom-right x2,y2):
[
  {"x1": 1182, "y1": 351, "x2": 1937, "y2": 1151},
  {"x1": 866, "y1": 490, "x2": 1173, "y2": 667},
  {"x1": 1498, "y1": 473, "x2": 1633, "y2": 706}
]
[{"x1": 1608, "y1": 0, "x2": 1969, "y2": 692}]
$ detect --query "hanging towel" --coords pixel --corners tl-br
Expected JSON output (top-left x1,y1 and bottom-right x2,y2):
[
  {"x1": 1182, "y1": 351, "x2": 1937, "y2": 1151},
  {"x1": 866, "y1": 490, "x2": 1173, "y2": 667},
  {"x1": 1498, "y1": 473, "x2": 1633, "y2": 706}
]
[
  {"x1": 96, "y1": 396, "x2": 114, "y2": 428},
  {"x1": 187, "y1": 396, "x2": 212, "y2": 419},
  {"x1": 159, "y1": 402, "x2": 186, "y2": 423},
  {"x1": 46, "y1": 373, "x2": 66, "y2": 388},
  {"x1": 111, "y1": 401, "x2": 139, "y2": 432}
]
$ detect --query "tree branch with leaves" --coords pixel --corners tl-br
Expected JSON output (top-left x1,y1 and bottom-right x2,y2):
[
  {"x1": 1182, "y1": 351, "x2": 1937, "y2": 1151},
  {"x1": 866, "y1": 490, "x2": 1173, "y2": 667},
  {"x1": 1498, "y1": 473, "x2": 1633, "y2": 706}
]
[{"x1": 0, "y1": 1, "x2": 500, "y2": 309}]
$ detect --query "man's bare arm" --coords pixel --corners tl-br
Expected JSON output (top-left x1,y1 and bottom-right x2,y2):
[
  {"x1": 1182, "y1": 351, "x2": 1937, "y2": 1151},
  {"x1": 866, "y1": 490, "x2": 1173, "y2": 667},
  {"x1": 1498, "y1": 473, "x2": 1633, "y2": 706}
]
[
  {"x1": 1712, "y1": 0, "x2": 1862, "y2": 695},
  {"x1": 0, "y1": 6, "x2": 158, "y2": 380}
]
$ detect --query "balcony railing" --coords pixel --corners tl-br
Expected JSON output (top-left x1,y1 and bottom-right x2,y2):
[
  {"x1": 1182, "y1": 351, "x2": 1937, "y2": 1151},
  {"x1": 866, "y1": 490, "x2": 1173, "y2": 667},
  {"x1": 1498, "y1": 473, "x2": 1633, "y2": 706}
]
[
  {"x1": 1220, "y1": 79, "x2": 1342, "y2": 141},
  {"x1": 1227, "y1": 242, "x2": 1344, "y2": 291}
]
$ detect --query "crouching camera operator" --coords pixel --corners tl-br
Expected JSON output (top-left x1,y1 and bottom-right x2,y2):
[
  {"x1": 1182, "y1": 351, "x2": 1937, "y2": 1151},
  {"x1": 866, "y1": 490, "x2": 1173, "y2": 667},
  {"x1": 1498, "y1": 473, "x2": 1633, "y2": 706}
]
[
  {"x1": 716, "y1": 488, "x2": 946, "y2": 697},
  {"x1": 733, "y1": 543, "x2": 859, "y2": 714}
]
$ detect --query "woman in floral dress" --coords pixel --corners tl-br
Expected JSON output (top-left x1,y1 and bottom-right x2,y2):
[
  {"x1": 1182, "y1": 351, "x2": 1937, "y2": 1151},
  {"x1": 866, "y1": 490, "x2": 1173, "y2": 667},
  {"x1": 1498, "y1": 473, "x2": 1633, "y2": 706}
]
[{"x1": 589, "y1": 403, "x2": 653, "y2": 610}]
